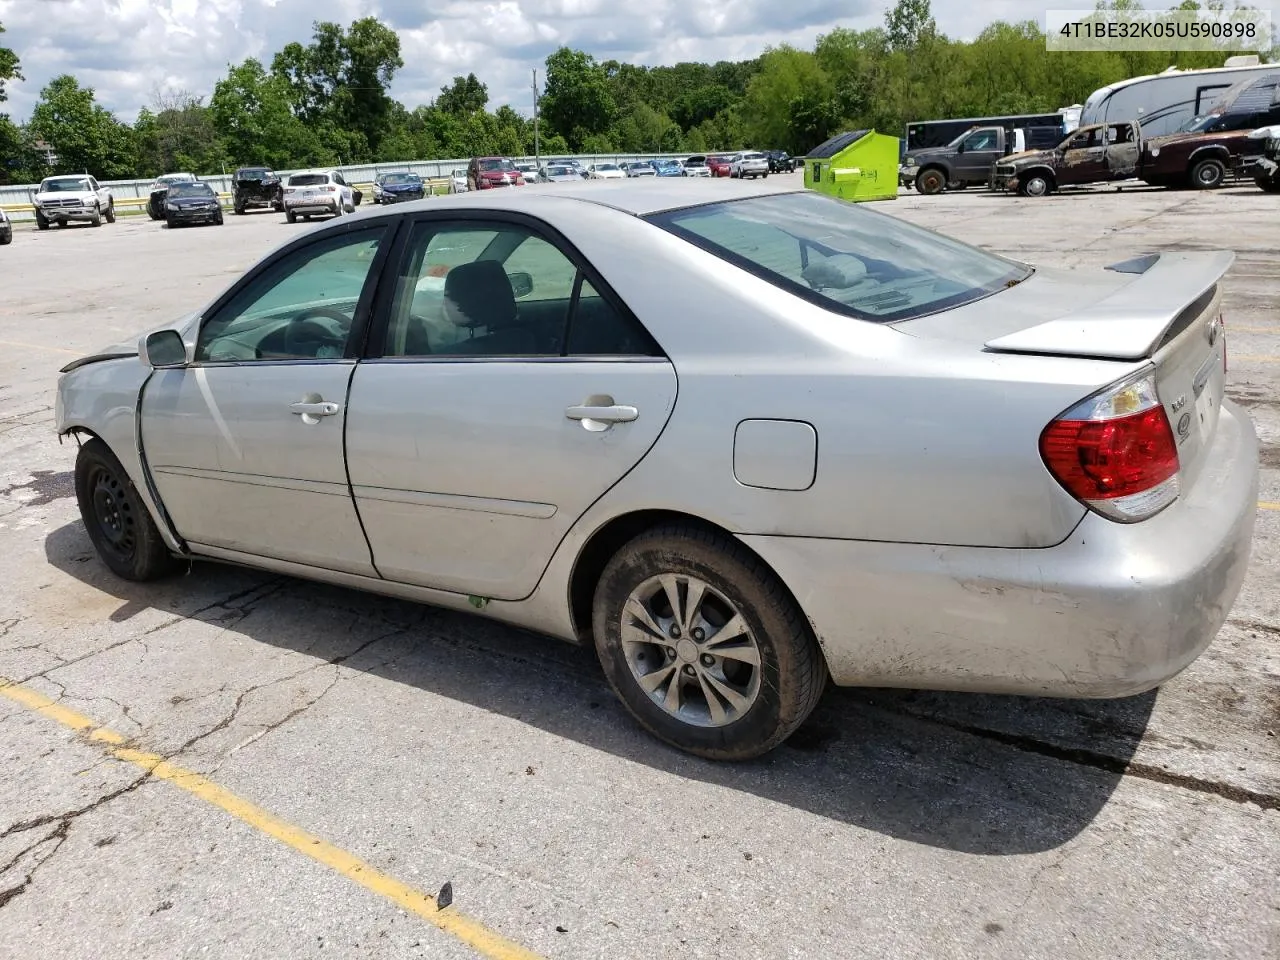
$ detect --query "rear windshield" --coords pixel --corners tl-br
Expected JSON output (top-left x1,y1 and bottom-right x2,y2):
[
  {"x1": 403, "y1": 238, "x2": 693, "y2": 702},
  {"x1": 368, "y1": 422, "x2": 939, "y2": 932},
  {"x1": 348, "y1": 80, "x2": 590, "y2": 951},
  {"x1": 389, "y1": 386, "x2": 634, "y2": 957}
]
[
  {"x1": 647, "y1": 193, "x2": 1030, "y2": 323},
  {"x1": 289, "y1": 174, "x2": 328, "y2": 186},
  {"x1": 169, "y1": 182, "x2": 215, "y2": 198}
]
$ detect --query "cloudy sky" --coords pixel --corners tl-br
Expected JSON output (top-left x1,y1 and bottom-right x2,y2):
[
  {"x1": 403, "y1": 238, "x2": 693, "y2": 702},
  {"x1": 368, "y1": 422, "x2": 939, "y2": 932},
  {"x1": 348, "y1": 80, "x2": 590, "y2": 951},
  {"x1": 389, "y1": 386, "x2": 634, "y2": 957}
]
[{"x1": 0, "y1": 0, "x2": 1040, "y2": 122}]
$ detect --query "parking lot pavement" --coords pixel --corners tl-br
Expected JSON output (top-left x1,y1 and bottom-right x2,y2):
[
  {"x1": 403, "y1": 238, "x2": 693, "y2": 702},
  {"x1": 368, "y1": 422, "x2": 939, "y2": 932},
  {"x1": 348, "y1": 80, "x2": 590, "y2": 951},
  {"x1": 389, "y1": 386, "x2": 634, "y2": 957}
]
[{"x1": 1, "y1": 186, "x2": 1277, "y2": 960}]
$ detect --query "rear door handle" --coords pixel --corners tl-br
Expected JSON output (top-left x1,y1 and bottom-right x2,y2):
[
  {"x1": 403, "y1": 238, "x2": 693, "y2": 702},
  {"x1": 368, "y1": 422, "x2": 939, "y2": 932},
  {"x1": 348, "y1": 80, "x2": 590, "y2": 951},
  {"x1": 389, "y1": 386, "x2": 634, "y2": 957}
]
[
  {"x1": 290, "y1": 400, "x2": 341, "y2": 424},
  {"x1": 566, "y1": 402, "x2": 638, "y2": 431}
]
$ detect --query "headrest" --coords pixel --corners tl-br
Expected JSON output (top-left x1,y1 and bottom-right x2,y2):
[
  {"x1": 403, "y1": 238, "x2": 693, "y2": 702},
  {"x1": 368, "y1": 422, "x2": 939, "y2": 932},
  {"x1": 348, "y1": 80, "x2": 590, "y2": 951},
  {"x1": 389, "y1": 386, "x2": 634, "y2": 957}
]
[{"x1": 443, "y1": 259, "x2": 517, "y2": 329}]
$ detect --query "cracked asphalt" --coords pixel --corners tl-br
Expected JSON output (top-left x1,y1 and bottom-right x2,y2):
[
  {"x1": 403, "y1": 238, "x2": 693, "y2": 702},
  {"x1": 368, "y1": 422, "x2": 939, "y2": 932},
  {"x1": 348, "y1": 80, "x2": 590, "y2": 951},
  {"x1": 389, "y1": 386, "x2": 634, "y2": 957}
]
[{"x1": 1, "y1": 181, "x2": 1278, "y2": 960}]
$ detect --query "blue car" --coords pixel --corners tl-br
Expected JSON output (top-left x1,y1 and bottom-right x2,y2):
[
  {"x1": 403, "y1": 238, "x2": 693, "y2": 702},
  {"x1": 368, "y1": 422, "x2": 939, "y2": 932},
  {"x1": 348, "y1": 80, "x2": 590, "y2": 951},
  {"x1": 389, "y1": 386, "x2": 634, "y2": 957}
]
[
  {"x1": 653, "y1": 160, "x2": 684, "y2": 177},
  {"x1": 374, "y1": 172, "x2": 426, "y2": 204}
]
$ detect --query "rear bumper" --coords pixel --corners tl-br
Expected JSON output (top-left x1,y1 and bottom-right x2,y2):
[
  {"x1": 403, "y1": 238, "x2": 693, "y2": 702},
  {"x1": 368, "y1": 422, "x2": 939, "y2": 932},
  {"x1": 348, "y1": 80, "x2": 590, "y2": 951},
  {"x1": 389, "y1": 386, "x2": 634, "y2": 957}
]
[
  {"x1": 285, "y1": 199, "x2": 339, "y2": 214},
  {"x1": 742, "y1": 400, "x2": 1259, "y2": 697}
]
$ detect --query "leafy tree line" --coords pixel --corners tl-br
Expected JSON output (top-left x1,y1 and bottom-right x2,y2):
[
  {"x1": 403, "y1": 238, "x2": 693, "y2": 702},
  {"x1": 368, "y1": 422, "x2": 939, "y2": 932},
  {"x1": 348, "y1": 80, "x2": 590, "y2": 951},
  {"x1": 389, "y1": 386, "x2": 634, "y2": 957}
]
[{"x1": 0, "y1": 1, "x2": 1273, "y2": 183}]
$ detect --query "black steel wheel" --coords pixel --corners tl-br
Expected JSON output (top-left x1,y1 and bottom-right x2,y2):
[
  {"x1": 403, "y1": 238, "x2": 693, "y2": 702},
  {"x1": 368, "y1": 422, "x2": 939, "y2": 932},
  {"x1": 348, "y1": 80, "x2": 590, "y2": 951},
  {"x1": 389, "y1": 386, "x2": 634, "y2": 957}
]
[{"x1": 74, "y1": 438, "x2": 178, "y2": 581}]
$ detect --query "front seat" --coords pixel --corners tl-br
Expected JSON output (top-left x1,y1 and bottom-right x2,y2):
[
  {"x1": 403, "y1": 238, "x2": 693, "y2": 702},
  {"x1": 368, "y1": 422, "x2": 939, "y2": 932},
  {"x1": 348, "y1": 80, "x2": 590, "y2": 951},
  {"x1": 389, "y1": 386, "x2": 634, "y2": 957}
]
[{"x1": 438, "y1": 260, "x2": 537, "y2": 355}]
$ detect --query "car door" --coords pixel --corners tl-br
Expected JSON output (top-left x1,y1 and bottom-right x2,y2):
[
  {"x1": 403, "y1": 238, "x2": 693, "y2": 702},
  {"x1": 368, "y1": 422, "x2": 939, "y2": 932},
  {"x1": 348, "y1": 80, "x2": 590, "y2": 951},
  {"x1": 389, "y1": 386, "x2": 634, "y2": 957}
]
[
  {"x1": 345, "y1": 214, "x2": 678, "y2": 601},
  {"x1": 1056, "y1": 125, "x2": 1108, "y2": 184},
  {"x1": 139, "y1": 221, "x2": 396, "y2": 574},
  {"x1": 952, "y1": 128, "x2": 1002, "y2": 182},
  {"x1": 1104, "y1": 123, "x2": 1140, "y2": 178}
]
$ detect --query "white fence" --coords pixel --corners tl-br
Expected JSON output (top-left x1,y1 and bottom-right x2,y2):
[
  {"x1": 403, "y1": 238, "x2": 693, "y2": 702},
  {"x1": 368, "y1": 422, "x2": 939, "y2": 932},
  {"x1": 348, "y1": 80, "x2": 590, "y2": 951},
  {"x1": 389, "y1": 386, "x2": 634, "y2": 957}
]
[{"x1": 0, "y1": 153, "x2": 698, "y2": 220}]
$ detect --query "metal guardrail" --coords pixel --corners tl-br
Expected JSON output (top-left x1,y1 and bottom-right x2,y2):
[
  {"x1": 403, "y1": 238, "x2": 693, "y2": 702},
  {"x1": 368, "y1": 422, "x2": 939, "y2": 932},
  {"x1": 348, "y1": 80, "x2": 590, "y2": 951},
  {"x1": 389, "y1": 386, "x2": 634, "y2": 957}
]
[{"x1": 0, "y1": 153, "x2": 694, "y2": 221}]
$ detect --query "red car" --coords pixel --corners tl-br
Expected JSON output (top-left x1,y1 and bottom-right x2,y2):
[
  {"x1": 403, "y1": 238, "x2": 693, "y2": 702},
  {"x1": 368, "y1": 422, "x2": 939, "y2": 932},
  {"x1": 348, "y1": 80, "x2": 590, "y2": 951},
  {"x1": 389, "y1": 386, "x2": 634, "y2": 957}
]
[
  {"x1": 707, "y1": 154, "x2": 733, "y2": 177},
  {"x1": 466, "y1": 156, "x2": 526, "y2": 190}
]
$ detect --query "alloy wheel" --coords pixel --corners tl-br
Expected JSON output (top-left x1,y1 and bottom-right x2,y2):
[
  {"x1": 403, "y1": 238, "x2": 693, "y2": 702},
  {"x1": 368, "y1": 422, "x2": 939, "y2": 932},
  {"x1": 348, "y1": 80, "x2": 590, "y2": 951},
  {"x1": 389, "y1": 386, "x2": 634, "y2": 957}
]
[{"x1": 620, "y1": 574, "x2": 763, "y2": 728}]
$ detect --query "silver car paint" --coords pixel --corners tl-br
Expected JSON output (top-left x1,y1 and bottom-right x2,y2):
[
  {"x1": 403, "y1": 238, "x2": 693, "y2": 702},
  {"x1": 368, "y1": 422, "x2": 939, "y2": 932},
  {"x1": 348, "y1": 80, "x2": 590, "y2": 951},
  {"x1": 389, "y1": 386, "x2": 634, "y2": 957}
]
[{"x1": 55, "y1": 181, "x2": 1259, "y2": 697}]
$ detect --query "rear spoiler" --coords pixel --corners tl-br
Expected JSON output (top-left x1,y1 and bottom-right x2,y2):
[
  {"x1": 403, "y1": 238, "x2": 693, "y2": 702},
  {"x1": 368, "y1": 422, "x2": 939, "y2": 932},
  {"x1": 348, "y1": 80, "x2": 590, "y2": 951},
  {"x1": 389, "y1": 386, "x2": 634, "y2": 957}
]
[{"x1": 984, "y1": 250, "x2": 1234, "y2": 360}]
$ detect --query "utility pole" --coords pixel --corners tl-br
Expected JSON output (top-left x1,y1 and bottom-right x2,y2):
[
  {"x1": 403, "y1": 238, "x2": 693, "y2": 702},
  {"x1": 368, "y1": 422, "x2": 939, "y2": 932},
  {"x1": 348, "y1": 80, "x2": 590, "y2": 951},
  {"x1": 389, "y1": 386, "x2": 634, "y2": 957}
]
[{"x1": 532, "y1": 68, "x2": 541, "y2": 167}]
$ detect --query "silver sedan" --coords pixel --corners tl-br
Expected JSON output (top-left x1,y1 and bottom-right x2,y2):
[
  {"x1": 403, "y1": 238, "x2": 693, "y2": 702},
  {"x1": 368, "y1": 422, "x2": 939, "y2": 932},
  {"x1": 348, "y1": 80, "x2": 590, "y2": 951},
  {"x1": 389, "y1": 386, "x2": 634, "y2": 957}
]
[{"x1": 55, "y1": 181, "x2": 1258, "y2": 760}]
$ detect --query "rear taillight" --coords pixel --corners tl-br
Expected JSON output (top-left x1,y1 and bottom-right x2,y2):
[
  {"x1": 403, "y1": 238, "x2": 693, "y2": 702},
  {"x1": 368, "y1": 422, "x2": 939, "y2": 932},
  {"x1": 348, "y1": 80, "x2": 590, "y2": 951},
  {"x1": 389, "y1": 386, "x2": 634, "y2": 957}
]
[{"x1": 1039, "y1": 372, "x2": 1180, "y2": 522}]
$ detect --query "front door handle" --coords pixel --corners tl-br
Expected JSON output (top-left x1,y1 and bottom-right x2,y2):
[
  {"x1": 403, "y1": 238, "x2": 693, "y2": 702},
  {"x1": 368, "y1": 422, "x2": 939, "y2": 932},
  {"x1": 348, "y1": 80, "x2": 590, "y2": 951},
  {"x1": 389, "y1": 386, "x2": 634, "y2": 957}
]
[
  {"x1": 290, "y1": 399, "x2": 341, "y2": 424},
  {"x1": 566, "y1": 400, "x2": 638, "y2": 432}
]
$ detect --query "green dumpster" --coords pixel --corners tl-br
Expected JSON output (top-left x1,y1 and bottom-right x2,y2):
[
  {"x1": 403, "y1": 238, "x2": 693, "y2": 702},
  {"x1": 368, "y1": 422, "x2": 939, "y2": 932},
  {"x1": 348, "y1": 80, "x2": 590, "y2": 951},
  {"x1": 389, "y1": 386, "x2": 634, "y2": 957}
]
[{"x1": 803, "y1": 129, "x2": 899, "y2": 202}]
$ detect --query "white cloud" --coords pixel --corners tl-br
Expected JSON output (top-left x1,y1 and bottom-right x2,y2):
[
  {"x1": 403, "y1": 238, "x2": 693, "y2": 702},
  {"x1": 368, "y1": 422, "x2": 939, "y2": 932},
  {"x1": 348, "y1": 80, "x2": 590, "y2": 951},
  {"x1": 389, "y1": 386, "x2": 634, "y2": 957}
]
[{"x1": 0, "y1": 0, "x2": 1052, "y2": 123}]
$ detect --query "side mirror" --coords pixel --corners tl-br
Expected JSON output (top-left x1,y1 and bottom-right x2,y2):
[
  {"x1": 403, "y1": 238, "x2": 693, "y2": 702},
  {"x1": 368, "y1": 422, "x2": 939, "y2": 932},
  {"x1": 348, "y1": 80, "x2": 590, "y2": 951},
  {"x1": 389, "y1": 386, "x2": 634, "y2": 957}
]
[
  {"x1": 352, "y1": 190, "x2": 363, "y2": 205},
  {"x1": 141, "y1": 329, "x2": 190, "y2": 368},
  {"x1": 956, "y1": 142, "x2": 965, "y2": 153},
  {"x1": 508, "y1": 271, "x2": 534, "y2": 298}
]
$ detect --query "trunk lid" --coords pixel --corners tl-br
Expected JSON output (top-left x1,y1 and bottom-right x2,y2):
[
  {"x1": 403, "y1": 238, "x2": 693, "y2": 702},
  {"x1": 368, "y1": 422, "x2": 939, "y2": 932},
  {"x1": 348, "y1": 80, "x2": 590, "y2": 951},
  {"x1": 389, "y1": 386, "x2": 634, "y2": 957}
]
[{"x1": 897, "y1": 250, "x2": 1232, "y2": 497}]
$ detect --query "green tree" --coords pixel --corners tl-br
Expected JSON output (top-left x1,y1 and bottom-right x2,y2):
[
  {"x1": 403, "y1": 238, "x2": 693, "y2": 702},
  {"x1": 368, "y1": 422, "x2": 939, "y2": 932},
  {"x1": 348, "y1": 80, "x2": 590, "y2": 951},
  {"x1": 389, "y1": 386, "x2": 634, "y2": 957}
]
[
  {"x1": 0, "y1": 21, "x2": 21, "y2": 103},
  {"x1": 271, "y1": 18, "x2": 402, "y2": 155},
  {"x1": 886, "y1": 0, "x2": 937, "y2": 51},
  {"x1": 210, "y1": 59, "x2": 321, "y2": 169},
  {"x1": 541, "y1": 47, "x2": 617, "y2": 150},
  {"x1": 134, "y1": 89, "x2": 225, "y2": 175},
  {"x1": 437, "y1": 73, "x2": 488, "y2": 116},
  {"x1": 28, "y1": 75, "x2": 138, "y2": 177}
]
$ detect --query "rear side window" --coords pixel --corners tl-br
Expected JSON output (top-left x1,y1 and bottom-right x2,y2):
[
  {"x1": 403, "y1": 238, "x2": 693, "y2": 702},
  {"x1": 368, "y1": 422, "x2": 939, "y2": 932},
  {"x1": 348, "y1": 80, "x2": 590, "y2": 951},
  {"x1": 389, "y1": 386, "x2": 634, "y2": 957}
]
[{"x1": 647, "y1": 193, "x2": 1030, "y2": 323}]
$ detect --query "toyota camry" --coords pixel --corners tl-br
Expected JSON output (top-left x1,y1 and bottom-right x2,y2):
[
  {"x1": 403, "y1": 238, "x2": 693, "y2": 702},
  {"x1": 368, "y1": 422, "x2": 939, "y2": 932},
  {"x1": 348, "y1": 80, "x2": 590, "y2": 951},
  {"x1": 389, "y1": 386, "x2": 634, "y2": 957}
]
[{"x1": 55, "y1": 180, "x2": 1258, "y2": 760}]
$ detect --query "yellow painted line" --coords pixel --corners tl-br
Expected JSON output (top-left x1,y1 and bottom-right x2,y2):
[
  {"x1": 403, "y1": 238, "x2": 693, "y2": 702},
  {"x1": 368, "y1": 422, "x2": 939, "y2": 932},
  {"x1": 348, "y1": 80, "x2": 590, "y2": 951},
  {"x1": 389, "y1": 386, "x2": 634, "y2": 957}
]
[
  {"x1": 1260, "y1": 501, "x2": 1280, "y2": 511},
  {"x1": 0, "y1": 679, "x2": 544, "y2": 960},
  {"x1": 0, "y1": 339, "x2": 81, "y2": 356}
]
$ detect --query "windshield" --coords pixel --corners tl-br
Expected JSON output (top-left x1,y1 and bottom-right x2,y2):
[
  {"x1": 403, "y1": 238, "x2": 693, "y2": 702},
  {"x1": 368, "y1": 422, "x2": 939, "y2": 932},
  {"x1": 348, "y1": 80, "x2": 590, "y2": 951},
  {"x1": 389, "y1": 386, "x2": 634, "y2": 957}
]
[
  {"x1": 597, "y1": 164, "x2": 619, "y2": 171},
  {"x1": 41, "y1": 178, "x2": 92, "y2": 192},
  {"x1": 384, "y1": 173, "x2": 420, "y2": 184},
  {"x1": 479, "y1": 159, "x2": 515, "y2": 172},
  {"x1": 169, "y1": 183, "x2": 214, "y2": 198},
  {"x1": 647, "y1": 193, "x2": 1030, "y2": 323},
  {"x1": 546, "y1": 166, "x2": 572, "y2": 176},
  {"x1": 289, "y1": 174, "x2": 328, "y2": 186},
  {"x1": 237, "y1": 168, "x2": 272, "y2": 178}
]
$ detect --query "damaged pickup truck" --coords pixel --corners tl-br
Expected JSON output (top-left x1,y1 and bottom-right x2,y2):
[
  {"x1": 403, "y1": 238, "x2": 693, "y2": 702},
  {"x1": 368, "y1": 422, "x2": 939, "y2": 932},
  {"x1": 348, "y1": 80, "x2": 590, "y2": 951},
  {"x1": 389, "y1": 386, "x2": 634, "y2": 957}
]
[{"x1": 990, "y1": 122, "x2": 1257, "y2": 196}]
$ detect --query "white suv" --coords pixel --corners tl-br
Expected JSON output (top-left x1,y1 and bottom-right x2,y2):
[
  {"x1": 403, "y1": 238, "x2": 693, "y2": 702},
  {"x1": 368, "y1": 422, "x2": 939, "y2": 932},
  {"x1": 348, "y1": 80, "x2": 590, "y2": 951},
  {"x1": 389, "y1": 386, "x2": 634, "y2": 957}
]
[
  {"x1": 283, "y1": 170, "x2": 356, "y2": 223},
  {"x1": 32, "y1": 175, "x2": 116, "y2": 228},
  {"x1": 730, "y1": 152, "x2": 770, "y2": 180}
]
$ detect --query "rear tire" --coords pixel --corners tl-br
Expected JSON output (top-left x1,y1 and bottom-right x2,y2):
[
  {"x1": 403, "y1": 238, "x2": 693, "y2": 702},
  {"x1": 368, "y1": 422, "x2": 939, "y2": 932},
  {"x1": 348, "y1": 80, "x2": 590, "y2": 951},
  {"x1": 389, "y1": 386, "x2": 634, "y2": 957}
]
[
  {"x1": 1190, "y1": 157, "x2": 1226, "y2": 190},
  {"x1": 74, "y1": 438, "x2": 178, "y2": 582},
  {"x1": 1257, "y1": 174, "x2": 1280, "y2": 194},
  {"x1": 592, "y1": 524, "x2": 828, "y2": 760}
]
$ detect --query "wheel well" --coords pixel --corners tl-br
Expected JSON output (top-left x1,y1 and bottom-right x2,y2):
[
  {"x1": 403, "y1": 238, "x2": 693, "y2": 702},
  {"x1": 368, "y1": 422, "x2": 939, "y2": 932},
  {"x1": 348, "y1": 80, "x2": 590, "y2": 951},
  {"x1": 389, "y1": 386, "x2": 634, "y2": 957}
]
[
  {"x1": 1188, "y1": 147, "x2": 1228, "y2": 166},
  {"x1": 1021, "y1": 167, "x2": 1056, "y2": 183},
  {"x1": 917, "y1": 164, "x2": 949, "y2": 180},
  {"x1": 568, "y1": 510, "x2": 770, "y2": 644}
]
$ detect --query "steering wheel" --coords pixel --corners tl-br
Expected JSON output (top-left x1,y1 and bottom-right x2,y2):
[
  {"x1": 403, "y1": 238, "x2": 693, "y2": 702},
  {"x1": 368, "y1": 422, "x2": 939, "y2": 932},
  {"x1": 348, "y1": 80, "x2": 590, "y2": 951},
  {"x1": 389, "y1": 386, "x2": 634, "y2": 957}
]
[{"x1": 283, "y1": 307, "x2": 351, "y2": 358}]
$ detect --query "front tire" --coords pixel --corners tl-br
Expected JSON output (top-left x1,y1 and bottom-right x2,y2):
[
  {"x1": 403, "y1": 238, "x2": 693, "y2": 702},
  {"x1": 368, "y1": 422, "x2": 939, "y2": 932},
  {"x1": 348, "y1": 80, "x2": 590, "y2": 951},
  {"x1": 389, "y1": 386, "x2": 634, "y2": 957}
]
[
  {"x1": 915, "y1": 168, "x2": 946, "y2": 195},
  {"x1": 286, "y1": 210, "x2": 297, "y2": 223},
  {"x1": 1256, "y1": 174, "x2": 1280, "y2": 194},
  {"x1": 1190, "y1": 157, "x2": 1226, "y2": 190},
  {"x1": 89, "y1": 204, "x2": 102, "y2": 227},
  {"x1": 1018, "y1": 173, "x2": 1052, "y2": 197},
  {"x1": 104, "y1": 201, "x2": 116, "y2": 223},
  {"x1": 36, "y1": 211, "x2": 49, "y2": 230},
  {"x1": 75, "y1": 439, "x2": 178, "y2": 582},
  {"x1": 592, "y1": 524, "x2": 828, "y2": 760}
]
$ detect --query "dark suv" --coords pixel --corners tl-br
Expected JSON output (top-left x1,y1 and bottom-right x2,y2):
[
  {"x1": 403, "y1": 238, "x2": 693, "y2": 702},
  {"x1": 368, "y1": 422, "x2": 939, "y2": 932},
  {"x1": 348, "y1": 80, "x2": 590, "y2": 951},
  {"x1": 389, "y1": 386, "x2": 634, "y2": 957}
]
[
  {"x1": 765, "y1": 150, "x2": 795, "y2": 173},
  {"x1": 232, "y1": 167, "x2": 283, "y2": 214}
]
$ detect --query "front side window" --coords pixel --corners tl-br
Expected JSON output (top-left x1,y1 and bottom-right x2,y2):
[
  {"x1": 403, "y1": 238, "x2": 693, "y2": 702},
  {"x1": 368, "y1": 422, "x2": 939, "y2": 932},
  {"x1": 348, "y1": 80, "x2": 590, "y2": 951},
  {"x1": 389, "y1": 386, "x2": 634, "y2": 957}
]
[
  {"x1": 647, "y1": 193, "x2": 1030, "y2": 323},
  {"x1": 197, "y1": 227, "x2": 386, "y2": 362},
  {"x1": 963, "y1": 131, "x2": 996, "y2": 151},
  {"x1": 381, "y1": 220, "x2": 661, "y2": 359}
]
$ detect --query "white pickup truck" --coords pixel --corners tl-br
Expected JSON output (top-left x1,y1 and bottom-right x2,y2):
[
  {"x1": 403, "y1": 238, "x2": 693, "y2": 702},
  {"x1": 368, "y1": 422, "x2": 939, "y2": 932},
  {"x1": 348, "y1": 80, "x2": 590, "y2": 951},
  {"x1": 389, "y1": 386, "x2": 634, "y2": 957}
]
[{"x1": 32, "y1": 175, "x2": 115, "y2": 229}]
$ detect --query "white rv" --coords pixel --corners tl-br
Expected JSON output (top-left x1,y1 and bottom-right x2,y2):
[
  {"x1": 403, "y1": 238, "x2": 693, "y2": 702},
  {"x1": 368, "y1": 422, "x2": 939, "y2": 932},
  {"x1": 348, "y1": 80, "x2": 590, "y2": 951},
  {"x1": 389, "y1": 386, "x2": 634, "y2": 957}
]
[{"x1": 1080, "y1": 56, "x2": 1280, "y2": 137}]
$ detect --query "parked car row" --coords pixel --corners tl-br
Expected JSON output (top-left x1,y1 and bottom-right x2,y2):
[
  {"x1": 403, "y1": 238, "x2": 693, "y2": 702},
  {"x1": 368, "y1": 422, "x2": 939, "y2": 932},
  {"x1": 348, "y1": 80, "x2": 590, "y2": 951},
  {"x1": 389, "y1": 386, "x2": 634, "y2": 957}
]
[
  {"x1": 2, "y1": 149, "x2": 802, "y2": 246},
  {"x1": 903, "y1": 69, "x2": 1280, "y2": 196}
]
